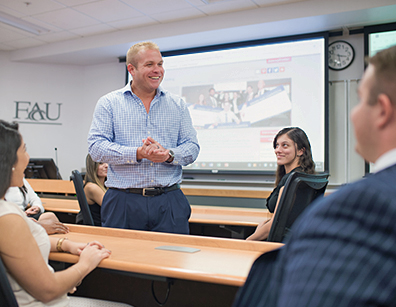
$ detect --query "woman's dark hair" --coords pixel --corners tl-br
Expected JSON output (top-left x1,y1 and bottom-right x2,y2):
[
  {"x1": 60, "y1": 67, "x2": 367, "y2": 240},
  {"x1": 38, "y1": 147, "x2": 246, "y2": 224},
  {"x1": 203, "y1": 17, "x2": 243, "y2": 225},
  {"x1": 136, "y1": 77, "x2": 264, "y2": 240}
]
[
  {"x1": 273, "y1": 127, "x2": 315, "y2": 186},
  {"x1": 0, "y1": 120, "x2": 21, "y2": 198},
  {"x1": 85, "y1": 154, "x2": 107, "y2": 192}
]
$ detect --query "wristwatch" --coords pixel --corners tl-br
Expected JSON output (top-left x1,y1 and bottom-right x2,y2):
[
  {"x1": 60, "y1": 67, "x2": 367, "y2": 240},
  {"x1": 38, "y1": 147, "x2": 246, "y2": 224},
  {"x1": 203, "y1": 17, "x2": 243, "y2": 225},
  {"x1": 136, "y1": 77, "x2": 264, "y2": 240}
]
[{"x1": 166, "y1": 150, "x2": 175, "y2": 163}]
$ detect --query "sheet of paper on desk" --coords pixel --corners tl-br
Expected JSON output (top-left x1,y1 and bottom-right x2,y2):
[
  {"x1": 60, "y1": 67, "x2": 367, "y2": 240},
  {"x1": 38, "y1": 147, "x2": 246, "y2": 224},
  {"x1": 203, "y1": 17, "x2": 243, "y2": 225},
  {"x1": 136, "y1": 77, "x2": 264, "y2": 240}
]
[{"x1": 155, "y1": 246, "x2": 201, "y2": 253}]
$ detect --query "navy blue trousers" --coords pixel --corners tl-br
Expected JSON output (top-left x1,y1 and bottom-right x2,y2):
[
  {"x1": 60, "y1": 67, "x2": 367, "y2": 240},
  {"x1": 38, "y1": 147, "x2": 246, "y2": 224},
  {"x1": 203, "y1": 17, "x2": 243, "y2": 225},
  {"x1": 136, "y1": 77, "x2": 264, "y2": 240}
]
[{"x1": 101, "y1": 188, "x2": 191, "y2": 234}]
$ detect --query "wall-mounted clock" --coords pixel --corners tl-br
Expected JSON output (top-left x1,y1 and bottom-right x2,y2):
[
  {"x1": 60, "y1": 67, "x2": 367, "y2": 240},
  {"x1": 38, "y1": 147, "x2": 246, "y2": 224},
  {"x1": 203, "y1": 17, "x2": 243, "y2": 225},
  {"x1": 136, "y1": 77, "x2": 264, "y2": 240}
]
[{"x1": 328, "y1": 40, "x2": 355, "y2": 70}]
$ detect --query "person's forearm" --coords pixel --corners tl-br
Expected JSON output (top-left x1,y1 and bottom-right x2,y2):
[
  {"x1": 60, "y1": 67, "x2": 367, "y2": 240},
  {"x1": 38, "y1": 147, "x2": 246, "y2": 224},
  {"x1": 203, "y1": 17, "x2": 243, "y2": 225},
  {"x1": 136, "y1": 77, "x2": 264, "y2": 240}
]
[
  {"x1": 247, "y1": 219, "x2": 272, "y2": 241},
  {"x1": 28, "y1": 197, "x2": 44, "y2": 212},
  {"x1": 89, "y1": 137, "x2": 146, "y2": 167},
  {"x1": 38, "y1": 263, "x2": 88, "y2": 303},
  {"x1": 177, "y1": 105, "x2": 200, "y2": 165},
  {"x1": 26, "y1": 183, "x2": 44, "y2": 212},
  {"x1": 50, "y1": 236, "x2": 65, "y2": 252},
  {"x1": 174, "y1": 142, "x2": 200, "y2": 166},
  {"x1": 27, "y1": 272, "x2": 76, "y2": 303},
  {"x1": 45, "y1": 238, "x2": 93, "y2": 300}
]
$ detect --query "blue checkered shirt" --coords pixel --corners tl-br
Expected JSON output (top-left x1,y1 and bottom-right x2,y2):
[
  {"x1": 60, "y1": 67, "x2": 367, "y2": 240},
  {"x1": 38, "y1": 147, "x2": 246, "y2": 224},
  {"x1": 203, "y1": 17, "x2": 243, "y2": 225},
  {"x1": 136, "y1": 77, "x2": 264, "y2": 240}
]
[{"x1": 88, "y1": 83, "x2": 200, "y2": 189}]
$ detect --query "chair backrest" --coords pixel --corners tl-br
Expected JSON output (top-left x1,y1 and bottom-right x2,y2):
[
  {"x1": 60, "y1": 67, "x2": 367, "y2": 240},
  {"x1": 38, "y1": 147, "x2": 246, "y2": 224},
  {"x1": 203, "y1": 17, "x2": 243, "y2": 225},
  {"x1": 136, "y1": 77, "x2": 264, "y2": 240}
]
[
  {"x1": 70, "y1": 170, "x2": 95, "y2": 226},
  {"x1": 0, "y1": 257, "x2": 19, "y2": 307},
  {"x1": 267, "y1": 171, "x2": 329, "y2": 243}
]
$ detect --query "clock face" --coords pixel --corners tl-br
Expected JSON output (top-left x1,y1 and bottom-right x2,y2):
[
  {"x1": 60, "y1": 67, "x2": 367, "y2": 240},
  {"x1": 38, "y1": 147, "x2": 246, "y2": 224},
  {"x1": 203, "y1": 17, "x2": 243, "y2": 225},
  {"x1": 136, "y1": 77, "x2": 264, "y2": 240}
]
[{"x1": 328, "y1": 41, "x2": 355, "y2": 70}]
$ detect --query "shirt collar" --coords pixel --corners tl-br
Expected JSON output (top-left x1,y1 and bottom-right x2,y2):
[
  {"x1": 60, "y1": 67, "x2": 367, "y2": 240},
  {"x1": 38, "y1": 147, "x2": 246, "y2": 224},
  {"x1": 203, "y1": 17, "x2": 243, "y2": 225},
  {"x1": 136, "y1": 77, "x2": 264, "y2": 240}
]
[
  {"x1": 122, "y1": 82, "x2": 165, "y2": 97},
  {"x1": 122, "y1": 82, "x2": 132, "y2": 94},
  {"x1": 154, "y1": 85, "x2": 165, "y2": 98},
  {"x1": 373, "y1": 148, "x2": 396, "y2": 173}
]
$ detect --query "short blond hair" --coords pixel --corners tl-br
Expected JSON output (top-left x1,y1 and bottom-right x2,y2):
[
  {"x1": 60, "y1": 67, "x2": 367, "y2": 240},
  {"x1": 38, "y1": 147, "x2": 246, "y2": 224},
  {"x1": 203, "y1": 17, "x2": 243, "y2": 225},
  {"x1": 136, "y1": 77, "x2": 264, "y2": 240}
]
[{"x1": 126, "y1": 41, "x2": 160, "y2": 67}]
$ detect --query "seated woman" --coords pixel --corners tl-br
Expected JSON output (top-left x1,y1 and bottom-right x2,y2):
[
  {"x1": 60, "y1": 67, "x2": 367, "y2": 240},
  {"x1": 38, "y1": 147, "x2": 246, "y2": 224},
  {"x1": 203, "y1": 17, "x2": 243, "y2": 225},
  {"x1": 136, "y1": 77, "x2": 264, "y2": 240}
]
[
  {"x1": 5, "y1": 177, "x2": 69, "y2": 234},
  {"x1": 247, "y1": 127, "x2": 315, "y2": 241},
  {"x1": 0, "y1": 120, "x2": 131, "y2": 307},
  {"x1": 76, "y1": 154, "x2": 108, "y2": 226}
]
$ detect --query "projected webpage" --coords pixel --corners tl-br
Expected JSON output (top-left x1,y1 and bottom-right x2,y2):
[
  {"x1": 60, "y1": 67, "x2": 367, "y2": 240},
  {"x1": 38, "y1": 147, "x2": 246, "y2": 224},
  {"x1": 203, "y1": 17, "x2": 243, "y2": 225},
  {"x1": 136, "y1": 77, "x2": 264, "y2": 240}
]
[
  {"x1": 369, "y1": 29, "x2": 396, "y2": 56},
  {"x1": 130, "y1": 37, "x2": 326, "y2": 173}
]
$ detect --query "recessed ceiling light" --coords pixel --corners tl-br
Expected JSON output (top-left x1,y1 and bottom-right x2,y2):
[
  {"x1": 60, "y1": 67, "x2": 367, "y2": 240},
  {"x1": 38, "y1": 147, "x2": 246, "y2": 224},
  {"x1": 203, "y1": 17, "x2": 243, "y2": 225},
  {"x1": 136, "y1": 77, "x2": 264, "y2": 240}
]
[{"x1": 0, "y1": 11, "x2": 49, "y2": 35}]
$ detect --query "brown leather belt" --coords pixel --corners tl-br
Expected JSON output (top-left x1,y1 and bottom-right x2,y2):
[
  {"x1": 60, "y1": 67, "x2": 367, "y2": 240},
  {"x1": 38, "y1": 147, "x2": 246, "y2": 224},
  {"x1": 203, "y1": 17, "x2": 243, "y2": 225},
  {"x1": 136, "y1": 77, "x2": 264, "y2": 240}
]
[{"x1": 110, "y1": 183, "x2": 180, "y2": 197}]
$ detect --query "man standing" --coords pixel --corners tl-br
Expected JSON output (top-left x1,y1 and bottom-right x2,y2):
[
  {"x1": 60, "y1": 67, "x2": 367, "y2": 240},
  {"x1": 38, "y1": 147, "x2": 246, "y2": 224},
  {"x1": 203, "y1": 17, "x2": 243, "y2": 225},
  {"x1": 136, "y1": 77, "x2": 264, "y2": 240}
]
[
  {"x1": 88, "y1": 41, "x2": 200, "y2": 234},
  {"x1": 208, "y1": 87, "x2": 218, "y2": 107},
  {"x1": 234, "y1": 45, "x2": 396, "y2": 306},
  {"x1": 216, "y1": 101, "x2": 240, "y2": 124},
  {"x1": 255, "y1": 80, "x2": 267, "y2": 97}
]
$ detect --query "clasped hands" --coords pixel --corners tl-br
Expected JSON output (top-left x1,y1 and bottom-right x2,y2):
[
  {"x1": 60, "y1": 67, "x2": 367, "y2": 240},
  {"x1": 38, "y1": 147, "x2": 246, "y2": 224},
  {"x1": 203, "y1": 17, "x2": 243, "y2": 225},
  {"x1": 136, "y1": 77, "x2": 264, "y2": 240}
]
[
  {"x1": 60, "y1": 239, "x2": 110, "y2": 258},
  {"x1": 25, "y1": 205, "x2": 40, "y2": 216},
  {"x1": 137, "y1": 136, "x2": 170, "y2": 163}
]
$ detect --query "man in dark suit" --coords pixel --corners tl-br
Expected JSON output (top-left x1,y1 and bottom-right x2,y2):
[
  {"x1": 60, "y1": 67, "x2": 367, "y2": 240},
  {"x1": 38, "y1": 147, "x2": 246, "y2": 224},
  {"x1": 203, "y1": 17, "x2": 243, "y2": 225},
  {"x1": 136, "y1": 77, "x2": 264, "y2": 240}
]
[{"x1": 233, "y1": 45, "x2": 396, "y2": 306}]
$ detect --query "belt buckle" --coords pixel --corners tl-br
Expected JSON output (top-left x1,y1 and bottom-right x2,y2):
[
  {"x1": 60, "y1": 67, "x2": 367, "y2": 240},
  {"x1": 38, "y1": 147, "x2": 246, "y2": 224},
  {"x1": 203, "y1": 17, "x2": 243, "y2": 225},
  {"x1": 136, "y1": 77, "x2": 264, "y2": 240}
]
[{"x1": 142, "y1": 188, "x2": 157, "y2": 197}]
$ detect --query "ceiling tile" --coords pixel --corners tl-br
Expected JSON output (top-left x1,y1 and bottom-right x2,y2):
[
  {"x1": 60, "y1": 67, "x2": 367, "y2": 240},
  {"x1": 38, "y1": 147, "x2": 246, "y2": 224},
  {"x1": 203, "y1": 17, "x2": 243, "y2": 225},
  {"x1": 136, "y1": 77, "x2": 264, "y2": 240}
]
[
  {"x1": 0, "y1": 0, "x2": 65, "y2": 16},
  {"x1": 0, "y1": 24, "x2": 30, "y2": 42},
  {"x1": 252, "y1": 0, "x2": 306, "y2": 7},
  {"x1": 184, "y1": 0, "x2": 208, "y2": 7},
  {"x1": 1, "y1": 0, "x2": 395, "y2": 65},
  {"x1": 151, "y1": 7, "x2": 207, "y2": 23},
  {"x1": 0, "y1": 4, "x2": 24, "y2": 18},
  {"x1": 33, "y1": 7, "x2": 100, "y2": 29},
  {"x1": 74, "y1": 0, "x2": 143, "y2": 23},
  {"x1": 69, "y1": 23, "x2": 117, "y2": 36},
  {"x1": 0, "y1": 43, "x2": 16, "y2": 50},
  {"x1": 198, "y1": 0, "x2": 257, "y2": 15},
  {"x1": 36, "y1": 30, "x2": 80, "y2": 43},
  {"x1": 5, "y1": 37, "x2": 46, "y2": 48},
  {"x1": 22, "y1": 16, "x2": 63, "y2": 32},
  {"x1": 53, "y1": 0, "x2": 101, "y2": 6},
  {"x1": 122, "y1": 0, "x2": 193, "y2": 15},
  {"x1": 108, "y1": 15, "x2": 159, "y2": 30}
]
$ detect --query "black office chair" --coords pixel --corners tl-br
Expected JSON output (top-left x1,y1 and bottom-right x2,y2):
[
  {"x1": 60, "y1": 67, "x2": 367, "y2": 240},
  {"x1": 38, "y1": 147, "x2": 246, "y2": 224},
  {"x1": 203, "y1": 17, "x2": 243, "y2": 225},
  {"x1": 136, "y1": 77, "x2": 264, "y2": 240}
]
[
  {"x1": 0, "y1": 257, "x2": 18, "y2": 307},
  {"x1": 267, "y1": 171, "x2": 329, "y2": 243},
  {"x1": 71, "y1": 170, "x2": 95, "y2": 226}
]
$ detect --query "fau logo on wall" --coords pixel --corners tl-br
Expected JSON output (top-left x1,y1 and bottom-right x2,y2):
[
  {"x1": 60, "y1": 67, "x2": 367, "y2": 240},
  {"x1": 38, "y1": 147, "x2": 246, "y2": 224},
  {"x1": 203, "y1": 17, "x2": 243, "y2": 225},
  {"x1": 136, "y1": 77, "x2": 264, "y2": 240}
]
[{"x1": 14, "y1": 101, "x2": 62, "y2": 125}]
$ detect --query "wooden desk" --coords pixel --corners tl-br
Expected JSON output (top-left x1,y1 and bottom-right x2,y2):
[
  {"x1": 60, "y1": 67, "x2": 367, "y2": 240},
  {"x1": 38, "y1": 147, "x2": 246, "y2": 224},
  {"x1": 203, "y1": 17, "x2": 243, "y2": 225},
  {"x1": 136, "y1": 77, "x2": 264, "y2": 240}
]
[
  {"x1": 30, "y1": 178, "x2": 271, "y2": 235},
  {"x1": 26, "y1": 178, "x2": 271, "y2": 199},
  {"x1": 189, "y1": 205, "x2": 271, "y2": 239},
  {"x1": 182, "y1": 187, "x2": 271, "y2": 199},
  {"x1": 41, "y1": 199, "x2": 270, "y2": 227},
  {"x1": 28, "y1": 178, "x2": 332, "y2": 200},
  {"x1": 50, "y1": 224, "x2": 281, "y2": 286},
  {"x1": 42, "y1": 198, "x2": 270, "y2": 238},
  {"x1": 50, "y1": 225, "x2": 282, "y2": 306},
  {"x1": 190, "y1": 205, "x2": 270, "y2": 227},
  {"x1": 26, "y1": 178, "x2": 75, "y2": 195},
  {"x1": 41, "y1": 198, "x2": 80, "y2": 214}
]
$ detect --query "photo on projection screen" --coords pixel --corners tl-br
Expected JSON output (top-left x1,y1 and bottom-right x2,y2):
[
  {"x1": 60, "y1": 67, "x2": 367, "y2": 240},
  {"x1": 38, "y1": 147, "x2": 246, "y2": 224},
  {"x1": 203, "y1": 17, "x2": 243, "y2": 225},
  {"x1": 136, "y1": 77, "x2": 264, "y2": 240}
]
[{"x1": 128, "y1": 34, "x2": 328, "y2": 174}]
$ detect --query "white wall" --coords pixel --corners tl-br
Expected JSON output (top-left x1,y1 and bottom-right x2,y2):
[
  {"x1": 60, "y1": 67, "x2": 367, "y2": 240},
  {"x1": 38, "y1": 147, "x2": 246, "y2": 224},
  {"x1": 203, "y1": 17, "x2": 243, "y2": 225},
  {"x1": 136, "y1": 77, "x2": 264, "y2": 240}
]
[
  {"x1": 81, "y1": 61, "x2": 126, "y2": 170},
  {"x1": 0, "y1": 51, "x2": 83, "y2": 179},
  {"x1": 328, "y1": 33, "x2": 366, "y2": 184},
  {"x1": 0, "y1": 51, "x2": 125, "y2": 179},
  {"x1": 0, "y1": 33, "x2": 367, "y2": 185}
]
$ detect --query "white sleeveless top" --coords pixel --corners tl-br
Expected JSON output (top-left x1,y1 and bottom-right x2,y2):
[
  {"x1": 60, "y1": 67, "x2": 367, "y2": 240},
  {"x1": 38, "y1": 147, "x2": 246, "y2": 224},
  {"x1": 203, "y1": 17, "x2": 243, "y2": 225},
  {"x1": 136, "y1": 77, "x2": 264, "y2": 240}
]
[{"x1": 0, "y1": 200, "x2": 69, "y2": 307}]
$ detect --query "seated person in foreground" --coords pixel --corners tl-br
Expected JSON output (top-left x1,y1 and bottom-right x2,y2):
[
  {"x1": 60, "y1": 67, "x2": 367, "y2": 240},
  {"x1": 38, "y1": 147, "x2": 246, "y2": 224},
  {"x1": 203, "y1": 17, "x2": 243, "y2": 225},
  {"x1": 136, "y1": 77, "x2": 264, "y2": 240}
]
[
  {"x1": 76, "y1": 154, "x2": 108, "y2": 226},
  {"x1": 233, "y1": 45, "x2": 396, "y2": 307},
  {"x1": 5, "y1": 177, "x2": 69, "y2": 234},
  {"x1": 0, "y1": 119, "x2": 132, "y2": 307},
  {"x1": 247, "y1": 127, "x2": 315, "y2": 241}
]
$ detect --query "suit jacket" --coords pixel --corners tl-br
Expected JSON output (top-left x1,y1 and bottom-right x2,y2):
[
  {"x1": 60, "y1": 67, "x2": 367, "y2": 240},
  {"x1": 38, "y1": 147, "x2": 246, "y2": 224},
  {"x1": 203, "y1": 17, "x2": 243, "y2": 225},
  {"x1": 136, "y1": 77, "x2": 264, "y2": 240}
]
[{"x1": 234, "y1": 164, "x2": 396, "y2": 307}]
